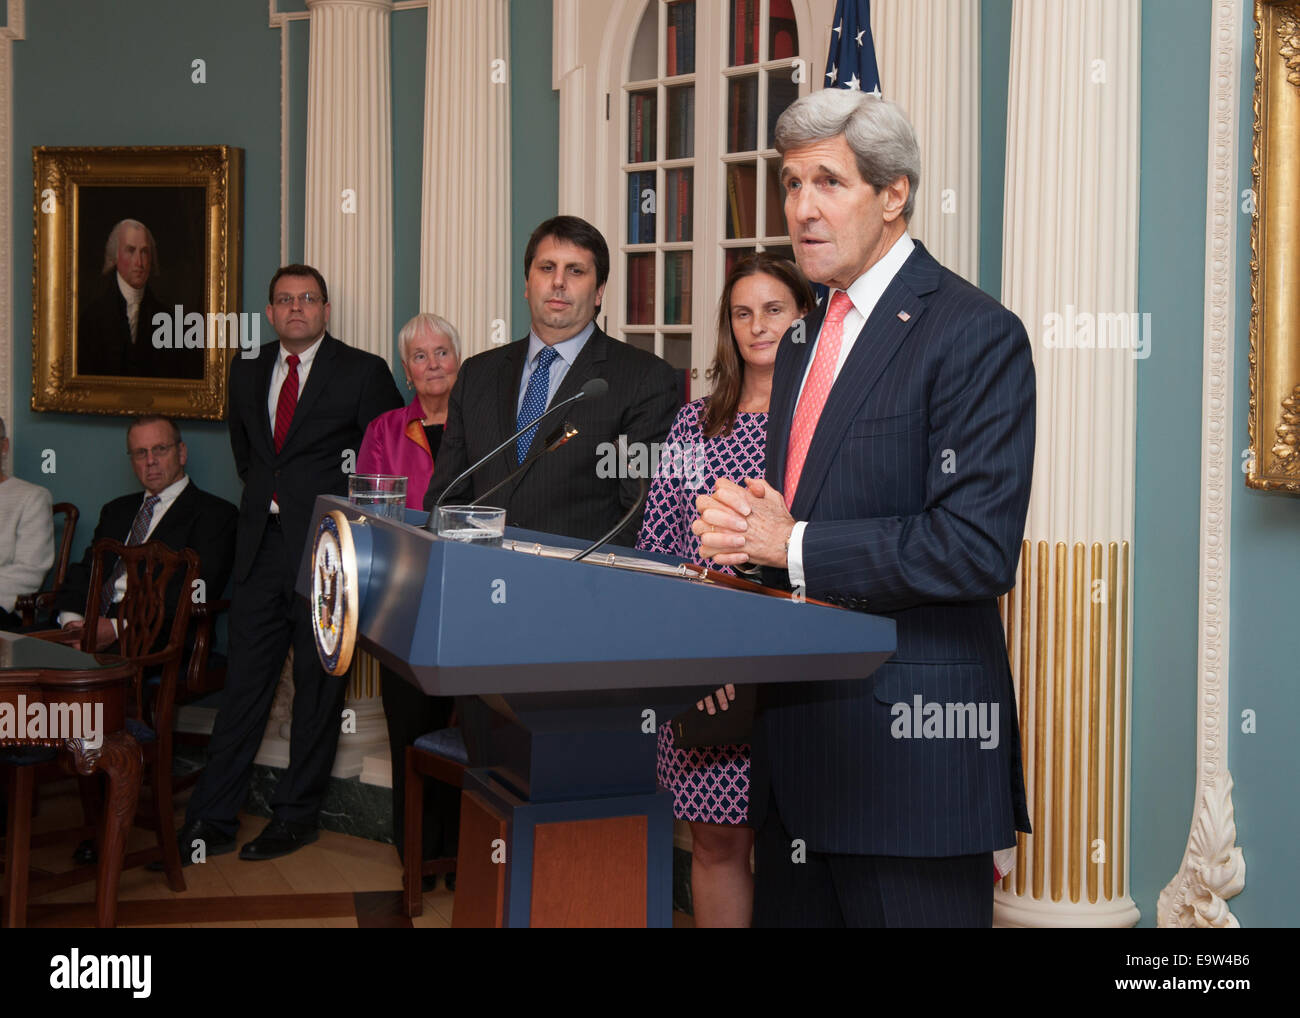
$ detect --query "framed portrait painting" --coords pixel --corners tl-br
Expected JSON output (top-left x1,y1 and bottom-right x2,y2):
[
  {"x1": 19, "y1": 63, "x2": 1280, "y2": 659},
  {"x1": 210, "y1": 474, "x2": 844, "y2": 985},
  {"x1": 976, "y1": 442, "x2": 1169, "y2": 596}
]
[
  {"x1": 1248, "y1": 1, "x2": 1300, "y2": 492},
  {"x1": 31, "y1": 145, "x2": 243, "y2": 420}
]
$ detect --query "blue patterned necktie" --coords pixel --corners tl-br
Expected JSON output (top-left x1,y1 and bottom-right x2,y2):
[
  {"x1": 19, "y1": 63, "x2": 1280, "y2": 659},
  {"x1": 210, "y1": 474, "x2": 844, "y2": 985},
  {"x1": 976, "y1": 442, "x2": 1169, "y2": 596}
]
[
  {"x1": 101, "y1": 493, "x2": 160, "y2": 616},
  {"x1": 516, "y1": 345, "x2": 560, "y2": 464}
]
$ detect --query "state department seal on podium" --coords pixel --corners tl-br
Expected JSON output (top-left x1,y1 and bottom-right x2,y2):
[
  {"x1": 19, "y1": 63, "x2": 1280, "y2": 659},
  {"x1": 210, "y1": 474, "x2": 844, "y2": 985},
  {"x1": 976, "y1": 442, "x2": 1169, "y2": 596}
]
[{"x1": 311, "y1": 509, "x2": 359, "y2": 675}]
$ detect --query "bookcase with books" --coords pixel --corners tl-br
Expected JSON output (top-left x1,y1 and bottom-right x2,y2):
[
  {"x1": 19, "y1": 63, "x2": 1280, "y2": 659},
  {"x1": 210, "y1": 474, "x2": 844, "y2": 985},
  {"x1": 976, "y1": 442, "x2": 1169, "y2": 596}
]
[{"x1": 617, "y1": 0, "x2": 809, "y2": 403}]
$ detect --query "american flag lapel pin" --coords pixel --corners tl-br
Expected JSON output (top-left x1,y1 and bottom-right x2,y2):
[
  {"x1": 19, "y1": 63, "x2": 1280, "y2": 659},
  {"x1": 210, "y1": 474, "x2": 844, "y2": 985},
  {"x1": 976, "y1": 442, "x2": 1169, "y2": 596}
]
[{"x1": 898, "y1": 310, "x2": 911, "y2": 322}]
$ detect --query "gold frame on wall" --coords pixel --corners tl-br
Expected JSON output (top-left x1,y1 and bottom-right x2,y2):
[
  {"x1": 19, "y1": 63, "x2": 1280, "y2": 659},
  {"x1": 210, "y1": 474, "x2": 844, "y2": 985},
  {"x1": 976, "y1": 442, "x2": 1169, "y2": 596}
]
[
  {"x1": 1248, "y1": 1, "x2": 1300, "y2": 491},
  {"x1": 30, "y1": 145, "x2": 243, "y2": 420}
]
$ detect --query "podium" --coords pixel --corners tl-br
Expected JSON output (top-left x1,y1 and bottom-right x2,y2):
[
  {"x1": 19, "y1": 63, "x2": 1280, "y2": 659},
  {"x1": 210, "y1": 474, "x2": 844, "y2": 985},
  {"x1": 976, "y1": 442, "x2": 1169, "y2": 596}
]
[{"x1": 299, "y1": 496, "x2": 895, "y2": 927}]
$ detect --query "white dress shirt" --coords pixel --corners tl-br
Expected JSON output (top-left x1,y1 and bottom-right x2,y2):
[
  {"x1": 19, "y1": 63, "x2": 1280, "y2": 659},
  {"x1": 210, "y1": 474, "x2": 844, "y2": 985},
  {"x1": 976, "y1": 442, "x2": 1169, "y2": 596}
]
[
  {"x1": 787, "y1": 232, "x2": 915, "y2": 590},
  {"x1": 58, "y1": 474, "x2": 192, "y2": 629},
  {"x1": 266, "y1": 334, "x2": 324, "y2": 513},
  {"x1": 117, "y1": 272, "x2": 144, "y2": 342}
]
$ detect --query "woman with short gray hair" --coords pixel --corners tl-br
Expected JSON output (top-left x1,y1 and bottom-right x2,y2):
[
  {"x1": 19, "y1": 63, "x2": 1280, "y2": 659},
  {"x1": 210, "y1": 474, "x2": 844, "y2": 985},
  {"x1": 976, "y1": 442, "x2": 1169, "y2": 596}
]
[
  {"x1": 357, "y1": 313, "x2": 461, "y2": 510},
  {"x1": 357, "y1": 314, "x2": 463, "y2": 888}
]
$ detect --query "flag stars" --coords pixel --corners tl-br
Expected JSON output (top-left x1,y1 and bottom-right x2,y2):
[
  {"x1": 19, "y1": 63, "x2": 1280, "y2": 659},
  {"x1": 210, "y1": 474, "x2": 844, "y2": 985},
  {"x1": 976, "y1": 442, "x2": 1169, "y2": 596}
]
[
  {"x1": 826, "y1": 63, "x2": 838, "y2": 84},
  {"x1": 834, "y1": 19, "x2": 843, "y2": 38},
  {"x1": 856, "y1": 29, "x2": 866, "y2": 46},
  {"x1": 847, "y1": 73, "x2": 861, "y2": 91}
]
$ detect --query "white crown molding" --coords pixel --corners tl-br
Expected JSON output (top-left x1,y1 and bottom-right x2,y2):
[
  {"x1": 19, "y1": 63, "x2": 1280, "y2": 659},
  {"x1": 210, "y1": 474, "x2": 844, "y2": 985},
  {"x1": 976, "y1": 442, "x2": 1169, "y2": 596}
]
[
  {"x1": 0, "y1": 0, "x2": 26, "y2": 461},
  {"x1": 1157, "y1": 0, "x2": 1246, "y2": 928}
]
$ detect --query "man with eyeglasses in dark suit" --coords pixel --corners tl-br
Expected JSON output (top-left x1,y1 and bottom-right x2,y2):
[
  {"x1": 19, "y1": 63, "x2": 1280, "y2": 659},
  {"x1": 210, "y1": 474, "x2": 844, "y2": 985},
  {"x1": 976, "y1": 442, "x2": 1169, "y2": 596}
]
[
  {"x1": 53, "y1": 415, "x2": 237, "y2": 651},
  {"x1": 174, "y1": 264, "x2": 402, "y2": 864}
]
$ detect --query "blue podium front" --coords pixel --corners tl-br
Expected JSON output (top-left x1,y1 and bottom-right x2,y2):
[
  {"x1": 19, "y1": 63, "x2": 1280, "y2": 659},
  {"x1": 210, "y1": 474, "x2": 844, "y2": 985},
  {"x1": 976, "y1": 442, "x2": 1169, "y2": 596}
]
[{"x1": 300, "y1": 496, "x2": 895, "y2": 926}]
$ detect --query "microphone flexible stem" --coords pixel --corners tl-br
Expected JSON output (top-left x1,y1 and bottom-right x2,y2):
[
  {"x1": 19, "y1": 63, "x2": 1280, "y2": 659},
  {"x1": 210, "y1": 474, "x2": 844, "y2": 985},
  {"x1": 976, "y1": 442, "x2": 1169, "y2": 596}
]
[
  {"x1": 570, "y1": 474, "x2": 650, "y2": 562},
  {"x1": 427, "y1": 379, "x2": 604, "y2": 526}
]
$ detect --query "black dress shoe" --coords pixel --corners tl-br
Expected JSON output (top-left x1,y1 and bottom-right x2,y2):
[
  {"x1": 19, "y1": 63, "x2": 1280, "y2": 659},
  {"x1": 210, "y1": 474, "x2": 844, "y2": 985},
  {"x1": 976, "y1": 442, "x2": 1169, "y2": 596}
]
[
  {"x1": 147, "y1": 819, "x2": 237, "y2": 870},
  {"x1": 239, "y1": 818, "x2": 319, "y2": 861},
  {"x1": 74, "y1": 838, "x2": 98, "y2": 865}
]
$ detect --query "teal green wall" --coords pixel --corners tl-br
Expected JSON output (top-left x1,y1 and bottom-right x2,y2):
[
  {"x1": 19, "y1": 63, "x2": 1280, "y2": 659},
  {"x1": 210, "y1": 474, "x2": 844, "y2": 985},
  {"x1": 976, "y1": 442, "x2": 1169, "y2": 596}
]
[
  {"x1": 978, "y1": 0, "x2": 1011, "y2": 298},
  {"x1": 1228, "y1": 0, "x2": 1300, "y2": 929},
  {"x1": 392, "y1": 5, "x2": 428, "y2": 365},
  {"x1": 7, "y1": 0, "x2": 555, "y2": 572},
  {"x1": 10, "y1": 0, "x2": 278, "y2": 552},
  {"x1": 976, "y1": 1, "x2": 1225, "y2": 925},
  {"x1": 1131, "y1": 0, "x2": 1212, "y2": 926},
  {"x1": 509, "y1": 0, "x2": 560, "y2": 337}
]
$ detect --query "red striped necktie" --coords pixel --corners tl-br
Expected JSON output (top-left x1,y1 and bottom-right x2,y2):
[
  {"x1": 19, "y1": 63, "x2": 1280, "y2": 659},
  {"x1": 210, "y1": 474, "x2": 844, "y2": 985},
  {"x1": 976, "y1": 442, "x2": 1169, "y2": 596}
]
[{"x1": 274, "y1": 353, "x2": 300, "y2": 453}]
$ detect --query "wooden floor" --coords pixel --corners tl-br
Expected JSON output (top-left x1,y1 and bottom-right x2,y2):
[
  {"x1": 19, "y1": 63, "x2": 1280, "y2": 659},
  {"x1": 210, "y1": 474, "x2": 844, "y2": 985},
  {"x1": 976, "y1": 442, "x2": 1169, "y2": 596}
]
[
  {"x1": 15, "y1": 776, "x2": 452, "y2": 928},
  {"x1": 13, "y1": 776, "x2": 695, "y2": 928}
]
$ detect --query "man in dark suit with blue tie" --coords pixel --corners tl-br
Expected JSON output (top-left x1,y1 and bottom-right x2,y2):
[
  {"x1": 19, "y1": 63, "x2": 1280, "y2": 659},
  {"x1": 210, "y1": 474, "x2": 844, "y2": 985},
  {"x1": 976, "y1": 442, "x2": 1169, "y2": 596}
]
[{"x1": 696, "y1": 89, "x2": 1035, "y2": 927}]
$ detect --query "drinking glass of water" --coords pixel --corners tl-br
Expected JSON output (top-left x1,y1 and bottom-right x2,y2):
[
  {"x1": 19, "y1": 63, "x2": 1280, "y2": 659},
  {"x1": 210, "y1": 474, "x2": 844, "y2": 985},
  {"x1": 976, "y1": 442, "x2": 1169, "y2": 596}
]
[
  {"x1": 348, "y1": 474, "x2": 407, "y2": 520},
  {"x1": 436, "y1": 505, "x2": 506, "y2": 546}
]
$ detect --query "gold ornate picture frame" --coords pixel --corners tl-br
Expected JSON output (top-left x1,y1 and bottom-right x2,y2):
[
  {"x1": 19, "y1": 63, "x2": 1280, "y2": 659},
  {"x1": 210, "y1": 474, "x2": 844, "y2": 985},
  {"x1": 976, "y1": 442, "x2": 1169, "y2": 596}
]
[
  {"x1": 1248, "y1": 1, "x2": 1300, "y2": 491},
  {"x1": 31, "y1": 145, "x2": 243, "y2": 420}
]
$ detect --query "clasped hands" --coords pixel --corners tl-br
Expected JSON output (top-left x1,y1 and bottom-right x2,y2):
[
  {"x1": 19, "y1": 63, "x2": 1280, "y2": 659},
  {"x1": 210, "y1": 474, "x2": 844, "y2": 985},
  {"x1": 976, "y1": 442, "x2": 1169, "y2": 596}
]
[
  {"x1": 689, "y1": 477, "x2": 795, "y2": 714},
  {"x1": 691, "y1": 476, "x2": 795, "y2": 570}
]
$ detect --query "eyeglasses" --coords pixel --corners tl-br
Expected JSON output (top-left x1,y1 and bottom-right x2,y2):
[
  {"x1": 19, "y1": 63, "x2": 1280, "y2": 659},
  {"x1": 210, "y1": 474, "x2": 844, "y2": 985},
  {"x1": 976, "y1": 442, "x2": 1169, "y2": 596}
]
[
  {"x1": 128, "y1": 442, "x2": 177, "y2": 462},
  {"x1": 273, "y1": 293, "x2": 324, "y2": 307}
]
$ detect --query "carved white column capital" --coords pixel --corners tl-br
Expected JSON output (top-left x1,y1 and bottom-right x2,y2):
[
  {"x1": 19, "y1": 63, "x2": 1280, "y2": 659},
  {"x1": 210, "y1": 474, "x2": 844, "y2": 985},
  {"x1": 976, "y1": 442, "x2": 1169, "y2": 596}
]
[{"x1": 307, "y1": 0, "x2": 393, "y2": 11}]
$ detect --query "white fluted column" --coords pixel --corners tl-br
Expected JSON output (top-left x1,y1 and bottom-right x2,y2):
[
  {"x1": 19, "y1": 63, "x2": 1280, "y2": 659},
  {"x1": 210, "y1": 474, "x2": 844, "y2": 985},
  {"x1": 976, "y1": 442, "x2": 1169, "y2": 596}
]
[
  {"x1": 298, "y1": 0, "x2": 395, "y2": 777},
  {"x1": 420, "y1": 0, "x2": 511, "y2": 357},
  {"x1": 304, "y1": 0, "x2": 393, "y2": 358},
  {"x1": 872, "y1": 0, "x2": 979, "y2": 283},
  {"x1": 993, "y1": 0, "x2": 1141, "y2": 927}
]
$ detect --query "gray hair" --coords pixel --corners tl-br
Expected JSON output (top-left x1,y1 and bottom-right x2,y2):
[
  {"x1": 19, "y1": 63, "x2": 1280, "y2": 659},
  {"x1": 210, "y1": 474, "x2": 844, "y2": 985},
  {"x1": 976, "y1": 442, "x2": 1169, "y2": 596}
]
[
  {"x1": 774, "y1": 90, "x2": 921, "y2": 222},
  {"x1": 398, "y1": 312, "x2": 461, "y2": 361},
  {"x1": 102, "y1": 218, "x2": 160, "y2": 278}
]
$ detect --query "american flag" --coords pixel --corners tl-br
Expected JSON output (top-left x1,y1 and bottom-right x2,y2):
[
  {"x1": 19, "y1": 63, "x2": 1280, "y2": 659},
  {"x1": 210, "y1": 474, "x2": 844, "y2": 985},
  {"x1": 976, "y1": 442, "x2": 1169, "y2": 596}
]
[
  {"x1": 823, "y1": 0, "x2": 880, "y2": 96},
  {"x1": 807, "y1": 0, "x2": 883, "y2": 310}
]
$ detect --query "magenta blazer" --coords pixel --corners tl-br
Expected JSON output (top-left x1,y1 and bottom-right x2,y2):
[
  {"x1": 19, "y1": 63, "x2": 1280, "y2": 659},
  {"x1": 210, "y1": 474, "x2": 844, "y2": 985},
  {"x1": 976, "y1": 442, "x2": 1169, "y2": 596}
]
[{"x1": 357, "y1": 397, "x2": 435, "y2": 509}]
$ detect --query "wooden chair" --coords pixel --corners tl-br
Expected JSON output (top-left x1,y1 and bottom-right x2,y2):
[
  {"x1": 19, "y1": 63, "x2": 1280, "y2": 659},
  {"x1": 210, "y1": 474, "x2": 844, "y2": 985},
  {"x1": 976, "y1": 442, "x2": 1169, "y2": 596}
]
[
  {"x1": 57, "y1": 538, "x2": 200, "y2": 892},
  {"x1": 402, "y1": 728, "x2": 467, "y2": 917},
  {"x1": 0, "y1": 538, "x2": 195, "y2": 923},
  {"x1": 13, "y1": 502, "x2": 79, "y2": 627},
  {"x1": 155, "y1": 596, "x2": 229, "y2": 794}
]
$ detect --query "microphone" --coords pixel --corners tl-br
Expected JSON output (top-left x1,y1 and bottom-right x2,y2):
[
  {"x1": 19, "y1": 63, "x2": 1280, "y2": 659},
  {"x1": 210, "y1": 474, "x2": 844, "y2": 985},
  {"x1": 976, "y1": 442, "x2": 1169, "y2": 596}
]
[
  {"x1": 427, "y1": 377, "x2": 607, "y2": 525},
  {"x1": 474, "y1": 421, "x2": 579, "y2": 506},
  {"x1": 570, "y1": 436, "x2": 651, "y2": 561}
]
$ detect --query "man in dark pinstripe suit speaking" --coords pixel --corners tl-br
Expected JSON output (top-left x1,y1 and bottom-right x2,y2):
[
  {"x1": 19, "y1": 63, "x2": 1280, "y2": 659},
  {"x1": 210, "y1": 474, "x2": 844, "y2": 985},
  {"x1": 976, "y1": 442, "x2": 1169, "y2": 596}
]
[{"x1": 696, "y1": 90, "x2": 1035, "y2": 927}]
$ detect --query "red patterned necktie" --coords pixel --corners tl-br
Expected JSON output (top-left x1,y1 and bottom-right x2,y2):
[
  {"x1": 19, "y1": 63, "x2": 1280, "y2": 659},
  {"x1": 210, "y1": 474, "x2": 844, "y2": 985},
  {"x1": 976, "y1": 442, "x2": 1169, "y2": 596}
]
[
  {"x1": 274, "y1": 353, "x2": 300, "y2": 453},
  {"x1": 784, "y1": 291, "x2": 854, "y2": 508}
]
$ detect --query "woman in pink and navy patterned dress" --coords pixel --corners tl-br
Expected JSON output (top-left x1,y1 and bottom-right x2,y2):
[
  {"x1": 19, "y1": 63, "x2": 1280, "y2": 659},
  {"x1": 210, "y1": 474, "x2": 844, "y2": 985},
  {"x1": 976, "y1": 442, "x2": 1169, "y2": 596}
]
[{"x1": 637, "y1": 254, "x2": 813, "y2": 927}]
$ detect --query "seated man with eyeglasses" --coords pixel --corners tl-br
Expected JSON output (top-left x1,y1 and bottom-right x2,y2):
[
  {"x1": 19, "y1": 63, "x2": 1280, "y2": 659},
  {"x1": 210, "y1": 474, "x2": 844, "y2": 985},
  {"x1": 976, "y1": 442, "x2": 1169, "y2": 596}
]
[{"x1": 53, "y1": 414, "x2": 238, "y2": 649}]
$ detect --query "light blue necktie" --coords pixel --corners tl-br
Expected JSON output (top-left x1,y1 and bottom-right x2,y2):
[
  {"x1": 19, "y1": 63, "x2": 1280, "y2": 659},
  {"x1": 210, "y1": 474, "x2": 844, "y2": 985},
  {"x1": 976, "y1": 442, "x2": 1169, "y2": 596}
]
[{"x1": 516, "y1": 346, "x2": 559, "y2": 464}]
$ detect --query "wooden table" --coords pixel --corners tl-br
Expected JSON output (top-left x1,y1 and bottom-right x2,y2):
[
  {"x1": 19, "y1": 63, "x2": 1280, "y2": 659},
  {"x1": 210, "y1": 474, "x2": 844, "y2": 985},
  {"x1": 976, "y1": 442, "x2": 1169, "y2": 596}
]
[{"x1": 0, "y1": 631, "x2": 141, "y2": 927}]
